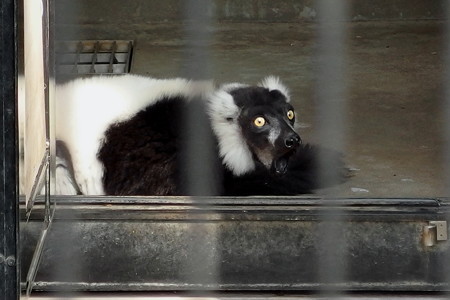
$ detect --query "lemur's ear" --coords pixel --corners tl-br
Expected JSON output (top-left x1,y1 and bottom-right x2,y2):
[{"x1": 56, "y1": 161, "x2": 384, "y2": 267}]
[
  {"x1": 269, "y1": 89, "x2": 287, "y2": 101},
  {"x1": 259, "y1": 76, "x2": 290, "y2": 102}
]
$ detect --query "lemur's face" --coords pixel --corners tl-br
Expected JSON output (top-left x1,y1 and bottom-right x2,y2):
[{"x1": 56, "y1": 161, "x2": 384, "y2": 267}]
[{"x1": 231, "y1": 87, "x2": 301, "y2": 175}]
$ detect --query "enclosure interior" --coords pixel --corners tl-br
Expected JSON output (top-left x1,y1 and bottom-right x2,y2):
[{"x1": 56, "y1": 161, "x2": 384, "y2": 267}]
[
  {"x1": 17, "y1": 0, "x2": 450, "y2": 297},
  {"x1": 31, "y1": 0, "x2": 445, "y2": 198}
]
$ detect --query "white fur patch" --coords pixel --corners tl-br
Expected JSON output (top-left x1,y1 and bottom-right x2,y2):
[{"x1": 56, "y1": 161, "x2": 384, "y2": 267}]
[
  {"x1": 207, "y1": 86, "x2": 255, "y2": 176},
  {"x1": 259, "y1": 76, "x2": 290, "y2": 102},
  {"x1": 56, "y1": 74, "x2": 214, "y2": 195}
]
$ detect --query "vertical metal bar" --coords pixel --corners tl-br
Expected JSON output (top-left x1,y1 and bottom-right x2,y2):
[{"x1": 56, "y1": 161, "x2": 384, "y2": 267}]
[
  {"x1": 71, "y1": 41, "x2": 82, "y2": 74},
  {"x1": 315, "y1": 0, "x2": 349, "y2": 296},
  {"x1": 443, "y1": 0, "x2": 450, "y2": 289},
  {"x1": 48, "y1": 0, "x2": 56, "y2": 197},
  {"x1": 444, "y1": 0, "x2": 450, "y2": 198},
  {"x1": 108, "y1": 41, "x2": 117, "y2": 73},
  {"x1": 25, "y1": 153, "x2": 48, "y2": 216},
  {"x1": 90, "y1": 41, "x2": 99, "y2": 74},
  {"x1": 42, "y1": 0, "x2": 54, "y2": 223},
  {"x1": 125, "y1": 41, "x2": 133, "y2": 73},
  {"x1": 316, "y1": 0, "x2": 348, "y2": 172},
  {"x1": 182, "y1": 0, "x2": 216, "y2": 195},
  {"x1": 48, "y1": 2, "x2": 83, "y2": 298},
  {"x1": 0, "y1": 0, "x2": 19, "y2": 299},
  {"x1": 25, "y1": 223, "x2": 52, "y2": 295},
  {"x1": 181, "y1": 0, "x2": 219, "y2": 293}
]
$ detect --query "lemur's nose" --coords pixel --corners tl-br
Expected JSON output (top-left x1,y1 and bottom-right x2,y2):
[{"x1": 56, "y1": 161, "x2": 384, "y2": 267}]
[{"x1": 284, "y1": 133, "x2": 301, "y2": 148}]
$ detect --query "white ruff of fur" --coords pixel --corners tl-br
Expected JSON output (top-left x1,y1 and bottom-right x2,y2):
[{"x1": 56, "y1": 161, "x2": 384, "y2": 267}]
[
  {"x1": 56, "y1": 74, "x2": 214, "y2": 195},
  {"x1": 260, "y1": 76, "x2": 291, "y2": 102},
  {"x1": 207, "y1": 87, "x2": 255, "y2": 176}
]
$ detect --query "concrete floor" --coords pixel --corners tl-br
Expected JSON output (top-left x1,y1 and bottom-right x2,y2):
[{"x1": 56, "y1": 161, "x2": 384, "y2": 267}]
[{"x1": 58, "y1": 20, "x2": 447, "y2": 198}]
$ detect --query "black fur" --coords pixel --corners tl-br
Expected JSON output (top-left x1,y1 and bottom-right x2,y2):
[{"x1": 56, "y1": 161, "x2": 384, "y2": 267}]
[
  {"x1": 98, "y1": 97, "x2": 185, "y2": 195},
  {"x1": 222, "y1": 144, "x2": 347, "y2": 196},
  {"x1": 97, "y1": 92, "x2": 347, "y2": 196}
]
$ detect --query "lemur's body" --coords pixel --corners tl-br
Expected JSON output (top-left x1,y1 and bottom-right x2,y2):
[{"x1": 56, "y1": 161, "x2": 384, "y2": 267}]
[{"x1": 55, "y1": 74, "x2": 345, "y2": 196}]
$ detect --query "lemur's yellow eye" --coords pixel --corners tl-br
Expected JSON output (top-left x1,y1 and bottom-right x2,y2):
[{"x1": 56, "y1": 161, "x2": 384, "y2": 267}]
[
  {"x1": 287, "y1": 110, "x2": 295, "y2": 120},
  {"x1": 254, "y1": 117, "x2": 266, "y2": 127}
]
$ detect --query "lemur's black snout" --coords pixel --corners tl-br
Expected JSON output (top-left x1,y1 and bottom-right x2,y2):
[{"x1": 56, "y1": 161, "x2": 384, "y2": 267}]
[{"x1": 284, "y1": 133, "x2": 301, "y2": 149}]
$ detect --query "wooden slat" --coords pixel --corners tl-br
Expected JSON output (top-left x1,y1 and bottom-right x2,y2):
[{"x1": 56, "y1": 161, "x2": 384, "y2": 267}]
[{"x1": 23, "y1": 0, "x2": 49, "y2": 206}]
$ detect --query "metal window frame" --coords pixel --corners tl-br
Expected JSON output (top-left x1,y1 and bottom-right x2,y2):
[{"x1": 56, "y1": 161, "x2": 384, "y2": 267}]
[{"x1": 0, "y1": 0, "x2": 19, "y2": 299}]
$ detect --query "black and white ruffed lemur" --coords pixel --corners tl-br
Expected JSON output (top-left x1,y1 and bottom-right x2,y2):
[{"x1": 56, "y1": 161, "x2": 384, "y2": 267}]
[{"x1": 54, "y1": 74, "x2": 346, "y2": 196}]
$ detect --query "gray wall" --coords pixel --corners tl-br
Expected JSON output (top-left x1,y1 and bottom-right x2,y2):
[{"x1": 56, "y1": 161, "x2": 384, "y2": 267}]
[{"x1": 55, "y1": 0, "x2": 446, "y2": 25}]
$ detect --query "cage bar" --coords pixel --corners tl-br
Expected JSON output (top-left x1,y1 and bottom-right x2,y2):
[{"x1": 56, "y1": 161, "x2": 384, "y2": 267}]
[
  {"x1": 71, "y1": 41, "x2": 82, "y2": 74},
  {"x1": 124, "y1": 41, "x2": 133, "y2": 74},
  {"x1": 179, "y1": 0, "x2": 219, "y2": 293},
  {"x1": 108, "y1": 41, "x2": 117, "y2": 73},
  {"x1": 315, "y1": 0, "x2": 349, "y2": 296},
  {"x1": 443, "y1": 0, "x2": 450, "y2": 290},
  {"x1": 0, "y1": 0, "x2": 19, "y2": 299},
  {"x1": 445, "y1": 0, "x2": 450, "y2": 198},
  {"x1": 89, "y1": 41, "x2": 99, "y2": 74}
]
